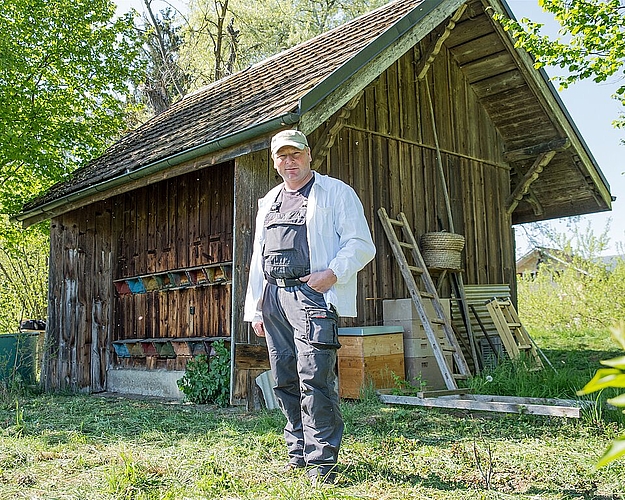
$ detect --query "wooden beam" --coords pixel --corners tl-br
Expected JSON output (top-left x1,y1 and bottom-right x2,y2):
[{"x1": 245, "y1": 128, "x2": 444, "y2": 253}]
[
  {"x1": 378, "y1": 392, "x2": 584, "y2": 418},
  {"x1": 509, "y1": 163, "x2": 544, "y2": 216},
  {"x1": 503, "y1": 137, "x2": 570, "y2": 162},
  {"x1": 310, "y1": 91, "x2": 363, "y2": 171},
  {"x1": 416, "y1": 5, "x2": 468, "y2": 80},
  {"x1": 506, "y1": 150, "x2": 556, "y2": 214},
  {"x1": 525, "y1": 192, "x2": 545, "y2": 216}
]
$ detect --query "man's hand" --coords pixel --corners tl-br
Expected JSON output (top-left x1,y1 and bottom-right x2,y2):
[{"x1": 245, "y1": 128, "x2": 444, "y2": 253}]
[
  {"x1": 301, "y1": 268, "x2": 337, "y2": 293},
  {"x1": 252, "y1": 321, "x2": 265, "y2": 337}
]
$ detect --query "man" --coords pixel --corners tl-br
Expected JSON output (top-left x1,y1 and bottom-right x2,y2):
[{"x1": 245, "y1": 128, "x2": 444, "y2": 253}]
[{"x1": 244, "y1": 129, "x2": 376, "y2": 485}]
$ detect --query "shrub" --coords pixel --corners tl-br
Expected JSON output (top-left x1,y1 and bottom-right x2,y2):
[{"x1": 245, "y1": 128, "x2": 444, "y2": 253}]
[{"x1": 177, "y1": 340, "x2": 230, "y2": 406}]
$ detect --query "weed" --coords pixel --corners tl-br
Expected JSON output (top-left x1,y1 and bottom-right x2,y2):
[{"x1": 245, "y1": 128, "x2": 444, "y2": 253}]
[
  {"x1": 472, "y1": 436, "x2": 494, "y2": 490},
  {"x1": 391, "y1": 371, "x2": 427, "y2": 395},
  {"x1": 106, "y1": 451, "x2": 170, "y2": 500}
]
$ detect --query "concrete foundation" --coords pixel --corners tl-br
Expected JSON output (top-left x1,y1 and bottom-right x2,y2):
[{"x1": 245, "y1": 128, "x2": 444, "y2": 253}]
[{"x1": 106, "y1": 369, "x2": 185, "y2": 399}]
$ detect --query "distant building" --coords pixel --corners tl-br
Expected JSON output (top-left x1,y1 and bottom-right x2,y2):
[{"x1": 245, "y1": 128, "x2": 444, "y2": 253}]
[
  {"x1": 516, "y1": 247, "x2": 577, "y2": 278},
  {"x1": 516, "y1": 247, "x2": 623, "y2": 277}
]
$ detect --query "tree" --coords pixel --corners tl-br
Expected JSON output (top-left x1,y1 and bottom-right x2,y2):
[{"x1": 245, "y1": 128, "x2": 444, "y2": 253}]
[
  {"x1": 0, "y1": 0, "x2": 145, "y2": 215},
  {"x1": 495, "y1": 0, "x2": 625, "y2": 127},
  {"x1": 0, "y1": 0, "x2": 145, "y2": 329},
  {"x1": 135, "y1": 1, "x2": 190, "y2": 115},
  {"x1": 180, "y1": 0, "x2": 387, "y2": 91},
  {"x1": 0, "y1": 218, "x2": 48, "y2": 333}
]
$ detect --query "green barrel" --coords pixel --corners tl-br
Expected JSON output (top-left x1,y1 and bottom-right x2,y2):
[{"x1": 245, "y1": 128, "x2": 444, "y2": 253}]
[{"x1": 0, "y1": 332, "x2": 39, "y2": 383}]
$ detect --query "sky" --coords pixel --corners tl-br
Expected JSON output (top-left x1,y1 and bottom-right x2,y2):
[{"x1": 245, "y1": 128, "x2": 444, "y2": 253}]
[{"x1": 116, "y1": 0, "x2": 625, "y2": 257}]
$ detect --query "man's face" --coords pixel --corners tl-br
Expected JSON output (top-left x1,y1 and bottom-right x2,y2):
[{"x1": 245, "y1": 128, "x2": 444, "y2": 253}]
[{"x1": 273, "y1": 145, "x2": 313, "y2": 189}]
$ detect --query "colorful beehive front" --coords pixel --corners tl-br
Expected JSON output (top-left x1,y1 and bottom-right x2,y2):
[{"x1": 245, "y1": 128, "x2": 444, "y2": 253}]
[{"x1": 337, "y1": 326, "x2": 404, "y2": 399}]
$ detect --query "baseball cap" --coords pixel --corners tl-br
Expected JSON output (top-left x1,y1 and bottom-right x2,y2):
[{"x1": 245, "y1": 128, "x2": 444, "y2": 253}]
[{"x1": 271, "y1": 130, "x2": 309, "y2": 156}]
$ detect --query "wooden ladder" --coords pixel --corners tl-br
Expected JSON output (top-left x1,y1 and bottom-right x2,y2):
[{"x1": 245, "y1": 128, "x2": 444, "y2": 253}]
[
  {"x1": 485, "y1": 298, "x2": 544, "y2": 370},
  {"x1": 377, "y1": 208, "x2": 470, "y2": 390}
]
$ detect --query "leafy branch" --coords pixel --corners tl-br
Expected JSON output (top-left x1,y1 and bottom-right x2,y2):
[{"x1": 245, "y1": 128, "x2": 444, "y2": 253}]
[{"x1": 577, "y1": 321, "x2": 625, "y2": 467}]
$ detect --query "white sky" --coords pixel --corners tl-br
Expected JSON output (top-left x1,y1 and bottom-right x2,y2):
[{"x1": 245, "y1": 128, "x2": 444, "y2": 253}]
[{"x1": 116, "y1": 0, "x2": 625, "y2": 256}]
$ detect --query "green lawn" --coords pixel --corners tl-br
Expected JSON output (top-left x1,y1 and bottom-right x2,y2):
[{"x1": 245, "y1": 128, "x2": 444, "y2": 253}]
[
  {"x1": 0, "y1": 379, "x2": 623, "y2": 499},
  {"x1": 1, "y1": 325, "x2": 624, "y2": 499}
]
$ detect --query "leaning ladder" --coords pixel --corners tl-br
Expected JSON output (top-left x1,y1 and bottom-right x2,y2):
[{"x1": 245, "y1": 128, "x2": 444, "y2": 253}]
[
  {"x1": 378, "y1": 208, "x2": 470, "y2": 390},
  {"x1": 485, "y1": 298, "x2": 544, "y2": 371}
]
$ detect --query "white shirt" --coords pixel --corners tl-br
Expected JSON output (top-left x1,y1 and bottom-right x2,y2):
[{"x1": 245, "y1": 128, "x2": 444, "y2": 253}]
[{"x1": 244, "y1": 171, "x2": 376, "y2": 322}]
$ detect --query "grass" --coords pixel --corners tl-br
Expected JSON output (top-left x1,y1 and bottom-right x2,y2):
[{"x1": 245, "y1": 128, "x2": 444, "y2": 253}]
[{"x1": 0, "y1": 327, "x2": 624, "y2": 499}]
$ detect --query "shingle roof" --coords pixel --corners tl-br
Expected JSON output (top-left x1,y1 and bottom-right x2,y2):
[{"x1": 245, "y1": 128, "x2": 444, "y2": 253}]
[{"x1": 21, "y1": 0, "x2": 426, "y2": 214}]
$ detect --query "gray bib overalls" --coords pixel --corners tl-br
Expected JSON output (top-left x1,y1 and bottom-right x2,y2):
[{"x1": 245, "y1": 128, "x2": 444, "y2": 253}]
[{"x1": 261, "y1": 182, "x2": 343, "y2": 475}]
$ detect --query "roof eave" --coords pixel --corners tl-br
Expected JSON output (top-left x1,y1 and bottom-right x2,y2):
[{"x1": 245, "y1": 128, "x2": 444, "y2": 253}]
[
  {"x1": 494, "y1": 0, "x2": 612, "y2": 211},
  {"x1": 13, "y1": 112, "x2": 300, "y2": 228}
]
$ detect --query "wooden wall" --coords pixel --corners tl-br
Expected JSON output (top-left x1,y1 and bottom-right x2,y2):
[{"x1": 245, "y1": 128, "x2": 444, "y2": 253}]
[
  {"x1": 43, "y1": 163, "x2": 234, "y2": 392},
  {"x1": 314, "y1": 38, "x2": 515, "y2": 325},
  {"x1": 112, "y1": 163, "x2": 234, "y2": 343},
  {"x1": 231, "y1": 35, "x2": 516, "y2": 402}
]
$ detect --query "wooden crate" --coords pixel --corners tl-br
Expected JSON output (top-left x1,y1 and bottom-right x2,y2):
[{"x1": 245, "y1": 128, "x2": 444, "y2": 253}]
[
  {"x1": 383, "y1": 298, "x2": 451, "y2": 387},
  {"x1": 337, "y1": 326, "x2": 405, "y2": 399}
]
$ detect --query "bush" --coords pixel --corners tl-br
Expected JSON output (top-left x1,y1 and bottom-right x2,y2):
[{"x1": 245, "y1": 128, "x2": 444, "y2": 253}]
[
  {"x1": 518, "y1": 253, "x2": 625, "y2": 335},
  {"x1": 177, "y1": 340, "x2": 231, "y2": 406}
]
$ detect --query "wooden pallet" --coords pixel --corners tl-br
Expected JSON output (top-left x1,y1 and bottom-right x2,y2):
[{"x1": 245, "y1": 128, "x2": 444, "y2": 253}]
[
  {"x1": 377, "y1": 208, "x2": 470, "y2": 390},
  {"x1": 485, "y1": 298, "x2": 543, "y2": 370}
]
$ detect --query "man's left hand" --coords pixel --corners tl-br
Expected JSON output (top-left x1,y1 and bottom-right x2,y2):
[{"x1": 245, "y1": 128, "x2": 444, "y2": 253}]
[{"x1": 300, "y1": 269, "x2": 337, "y2": 293}]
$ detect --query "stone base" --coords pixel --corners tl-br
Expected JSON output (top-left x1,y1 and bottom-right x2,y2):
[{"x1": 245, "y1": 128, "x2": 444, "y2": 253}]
[{"x1": 106, "y1": 368, "x2": 185, "y2": 399}]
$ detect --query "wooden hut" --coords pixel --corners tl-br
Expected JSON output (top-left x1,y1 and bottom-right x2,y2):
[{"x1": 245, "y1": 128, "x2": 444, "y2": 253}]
[{"x1": 15, "y1": 0, "x2": 612, "y2": 405}]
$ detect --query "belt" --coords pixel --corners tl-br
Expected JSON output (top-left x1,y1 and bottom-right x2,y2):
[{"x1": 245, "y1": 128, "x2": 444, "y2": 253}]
[{"x1": 265, "y1": 274, "x2": 303, "y2": 287}]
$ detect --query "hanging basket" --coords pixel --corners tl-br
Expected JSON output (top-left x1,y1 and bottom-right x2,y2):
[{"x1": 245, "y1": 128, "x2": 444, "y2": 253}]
[{"x1": 420, "y1": 232, "x2": 465, "y2": 271}]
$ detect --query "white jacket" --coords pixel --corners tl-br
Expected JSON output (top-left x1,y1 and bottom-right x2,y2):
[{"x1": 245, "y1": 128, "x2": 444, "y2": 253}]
[{"x1": 244, "y1": 172, "x2": 376, "y2": 322}]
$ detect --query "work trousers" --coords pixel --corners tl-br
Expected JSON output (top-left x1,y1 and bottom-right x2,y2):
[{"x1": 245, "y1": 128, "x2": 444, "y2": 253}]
[{"x1": 262, "y1": 282, "x2": 343, "y2": 473}]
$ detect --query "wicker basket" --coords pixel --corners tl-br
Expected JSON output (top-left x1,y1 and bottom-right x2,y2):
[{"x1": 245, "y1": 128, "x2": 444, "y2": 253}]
[{"x1": 420, "y1": 232, "x2": 465, "y2": 271}]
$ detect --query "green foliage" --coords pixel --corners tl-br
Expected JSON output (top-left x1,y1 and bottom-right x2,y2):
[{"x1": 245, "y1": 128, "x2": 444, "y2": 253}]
[
  {"x1": 0, "y1": 0, "x2": 145, "y2": 214},
  {"x1": 494, "y1": 0, "x2": 625, "y2": 127},
  {"x1": 518, "y1": 248, "x2": 625, "y2": 335},
  {"x1": 177, "y1": 341, "x2": 231, "y2": 406},
  {"x1": 578, "y1": 322, "x2": 625, "y2": 467},
  {"x1": 0, "y1": 218, "x2": 48, "y2": 333},
  {"x1": 466, "y1": 355, "x2": 589, "y2": 399},
  {"x1": 0, "y1": 0, "x2": 145, "y2": 332}
]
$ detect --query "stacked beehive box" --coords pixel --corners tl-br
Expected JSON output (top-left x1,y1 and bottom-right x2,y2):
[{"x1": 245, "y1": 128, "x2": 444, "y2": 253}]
[
  {"x1": 382, "y1": 298, "x2": 452, "y2": 390},
  {"x1": 337, "y1": 326, "x2": 404, "y2": 399}
]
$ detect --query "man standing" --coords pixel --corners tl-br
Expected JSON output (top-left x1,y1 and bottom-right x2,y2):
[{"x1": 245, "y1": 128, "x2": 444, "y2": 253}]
[{"x1": 244, "y1": 129, "x2": 376, "y2": 485}]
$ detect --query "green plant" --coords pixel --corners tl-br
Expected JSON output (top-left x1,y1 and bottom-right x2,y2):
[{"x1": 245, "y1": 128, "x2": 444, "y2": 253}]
[
  {"x1": 177, "y1": 340, "x2": 230, "y2": 406},
  {"x1": 391, "y1": 371, "x2": 426, "y2": 395},
  {"x1": 577, "y1": 321, "x2": 625, "y2": 467},
  {"x1": 465, "y1": 354, "x2": 587, "y2": 400},
  {"x1": 106, "y1": 451, "x2": 167, "y2": 499}
]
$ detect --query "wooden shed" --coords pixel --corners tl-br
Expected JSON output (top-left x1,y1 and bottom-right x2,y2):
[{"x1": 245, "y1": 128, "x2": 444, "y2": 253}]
[{"x1": 16, "y1": 0, "x2": 612, "y2": 405}]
